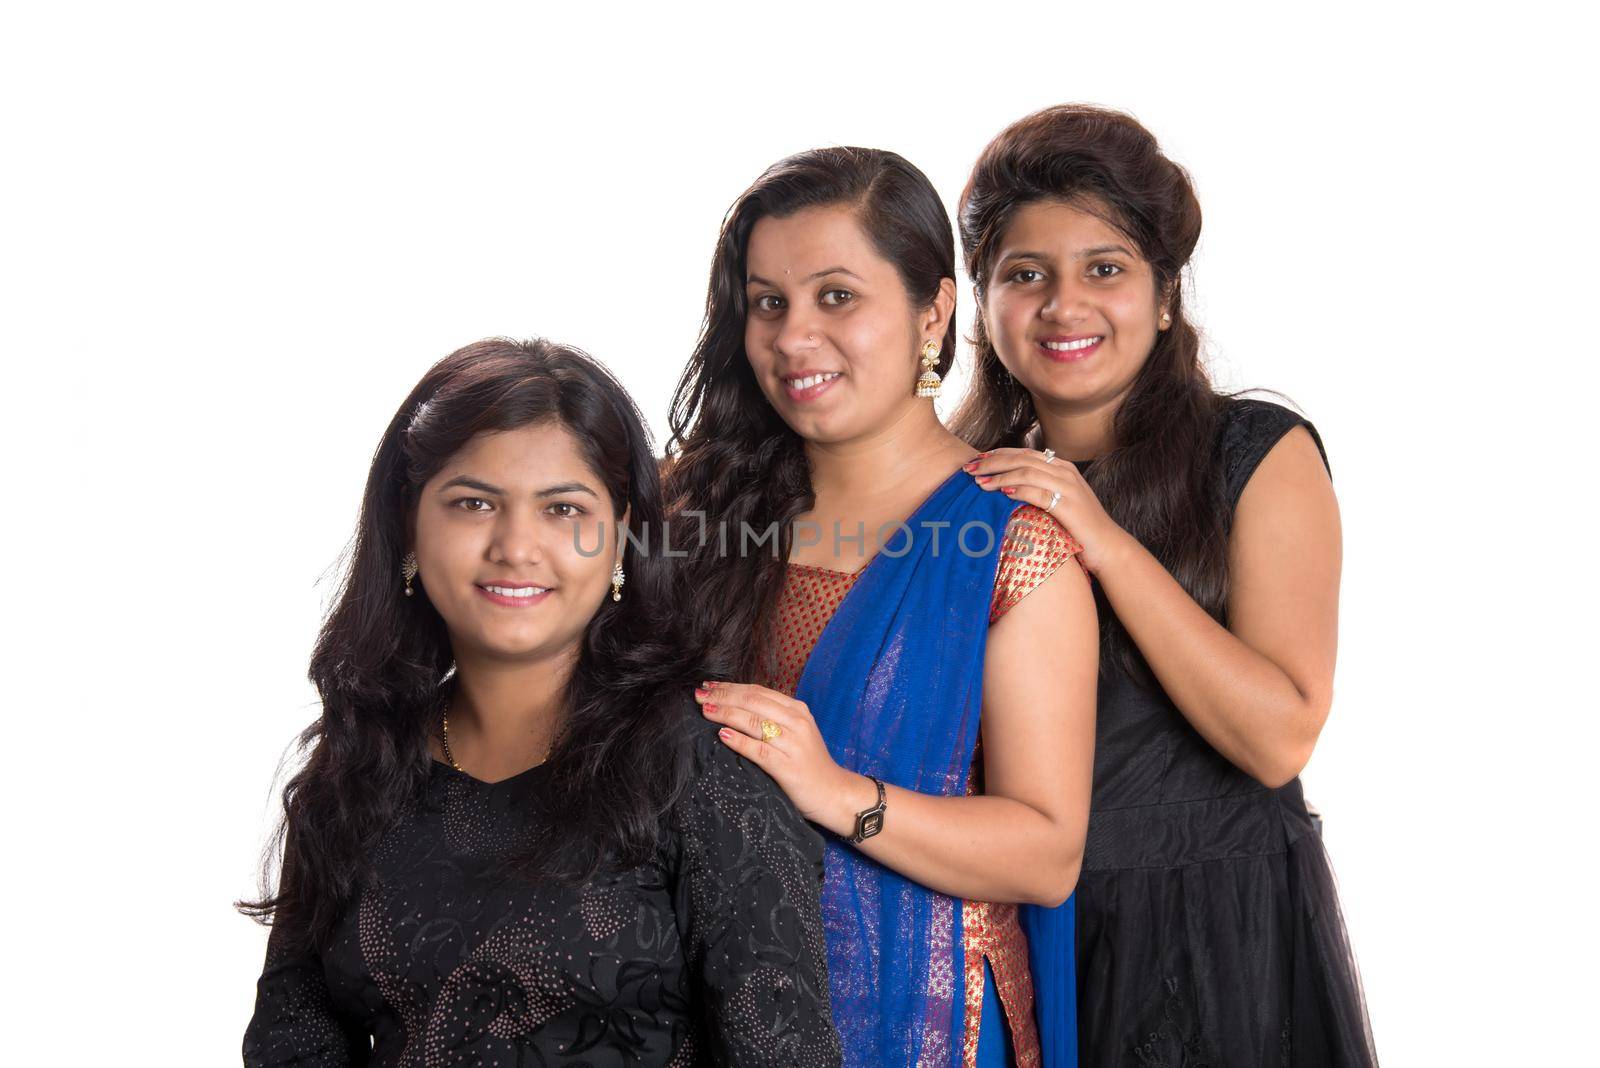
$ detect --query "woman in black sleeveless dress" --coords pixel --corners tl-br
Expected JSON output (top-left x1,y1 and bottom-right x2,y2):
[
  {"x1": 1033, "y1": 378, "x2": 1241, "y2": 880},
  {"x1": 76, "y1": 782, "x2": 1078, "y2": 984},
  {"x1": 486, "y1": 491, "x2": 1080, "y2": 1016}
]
[{"x1": 954, "y1": 107, "x2": 1379, "y2": 1065}]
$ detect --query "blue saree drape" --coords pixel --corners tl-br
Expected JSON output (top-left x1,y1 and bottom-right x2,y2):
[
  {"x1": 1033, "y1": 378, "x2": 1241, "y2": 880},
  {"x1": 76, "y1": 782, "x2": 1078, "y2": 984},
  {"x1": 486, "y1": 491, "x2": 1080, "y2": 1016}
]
[{"x1": 794, "y1": 470, "x2": 1077, "y2": 1067}]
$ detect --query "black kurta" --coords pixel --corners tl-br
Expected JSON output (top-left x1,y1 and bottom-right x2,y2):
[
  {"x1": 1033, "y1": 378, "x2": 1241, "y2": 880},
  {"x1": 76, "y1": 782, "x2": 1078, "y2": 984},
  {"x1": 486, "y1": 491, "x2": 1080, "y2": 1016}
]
[{"x1": 244, "y1": 725, "x2": 842, "y2": 1067}]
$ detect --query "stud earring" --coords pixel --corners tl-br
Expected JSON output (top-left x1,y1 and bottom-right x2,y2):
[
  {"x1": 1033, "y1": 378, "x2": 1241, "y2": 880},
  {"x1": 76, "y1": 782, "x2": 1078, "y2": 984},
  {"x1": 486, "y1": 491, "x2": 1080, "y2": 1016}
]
[
  {"x1": 611, "y1": 562, "x2": 625, "y2": 602},
  {"x1": 916, "y1": 339, "x2": 942, "y2": 399},
  {"x1": 401, "y1": 552, "x2": 419, "y2": 597},
  {"x1": 1160, "y1": 311, "x2": 1172, "y2": 326}
]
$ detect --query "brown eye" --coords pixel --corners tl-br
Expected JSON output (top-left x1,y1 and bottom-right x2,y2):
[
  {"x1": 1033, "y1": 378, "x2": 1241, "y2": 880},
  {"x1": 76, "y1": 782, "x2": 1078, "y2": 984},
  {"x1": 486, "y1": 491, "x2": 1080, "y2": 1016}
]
[
  {"x1": 1090, "y1": 262, "x2": 1123, "y2": 279},
  {"x1": 820, "y1": 288, "x2": 854, "y2": 306},
  {"x1": 1008, "y1": 268, "x2": 1044, "y2": 284},
  {"x1": 546, "y1": 501, "x2": 585, "y2": 518},
  {"x1": 454, "y1": 497, "x2": 493, "y2": 513},
  {"x1": 752, "y1": 294, "x2": 784, "y2": 313}
]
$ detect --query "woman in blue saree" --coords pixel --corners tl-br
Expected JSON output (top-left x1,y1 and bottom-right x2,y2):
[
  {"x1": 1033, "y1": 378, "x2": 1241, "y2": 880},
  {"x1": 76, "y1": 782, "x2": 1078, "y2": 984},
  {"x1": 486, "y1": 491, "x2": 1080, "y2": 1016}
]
[{"x1": 663, "y1": 148, "x2": 1098, "y2": 1068}]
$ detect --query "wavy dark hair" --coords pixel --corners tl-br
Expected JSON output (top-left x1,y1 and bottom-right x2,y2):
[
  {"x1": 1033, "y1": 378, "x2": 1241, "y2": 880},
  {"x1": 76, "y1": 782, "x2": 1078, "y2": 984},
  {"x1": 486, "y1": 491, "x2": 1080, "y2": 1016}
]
[
  {"x1": 241, "y1": 338, "x2": 701, "y2": 951},
  {"x1": 950, "y1": 105, "x2": 1228, "y2": 674},
  {"x1": 661, "y1": 147, "x2": 959, "y2": 681}
]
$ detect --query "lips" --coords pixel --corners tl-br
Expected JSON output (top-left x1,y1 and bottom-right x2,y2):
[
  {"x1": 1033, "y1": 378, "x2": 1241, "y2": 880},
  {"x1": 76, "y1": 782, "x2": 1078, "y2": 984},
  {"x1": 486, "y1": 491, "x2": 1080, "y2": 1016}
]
[
  {"x1": 1037, "y1": 335, "x2": 1103, "y2": 363},
  {"x1": 476, "y1": 583, "x2": 554, "y2": 607},
  {"x1": 780, "y1": 370, "x2": 843, "y2": 402}
]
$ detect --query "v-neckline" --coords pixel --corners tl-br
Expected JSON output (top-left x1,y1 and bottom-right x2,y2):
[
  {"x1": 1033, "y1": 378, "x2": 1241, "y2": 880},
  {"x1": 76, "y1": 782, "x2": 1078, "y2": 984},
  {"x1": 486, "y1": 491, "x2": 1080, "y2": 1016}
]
[{"x1": 431, "y1": 757, "x2": 551, "y2": 788}]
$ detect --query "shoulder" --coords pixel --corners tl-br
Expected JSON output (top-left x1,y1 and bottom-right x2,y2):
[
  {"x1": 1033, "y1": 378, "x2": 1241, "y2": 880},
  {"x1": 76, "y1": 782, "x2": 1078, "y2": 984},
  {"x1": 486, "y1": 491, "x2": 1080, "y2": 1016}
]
[
  {"x1": 1217, "y1": 395, "x2": 1330, "y2": 509},
  {"x1": 679, "y1": 723, "x2": 816, "y2": 834},
  {"x1": 990, "y1": 505, "x2": 1085, "y2": 623},
  {"x1": 1003, "y1": 504, "x2": 1083, "y2": 556},
  {"x1": 670, "y1": 722, "x2": 827, "y2": 874}
]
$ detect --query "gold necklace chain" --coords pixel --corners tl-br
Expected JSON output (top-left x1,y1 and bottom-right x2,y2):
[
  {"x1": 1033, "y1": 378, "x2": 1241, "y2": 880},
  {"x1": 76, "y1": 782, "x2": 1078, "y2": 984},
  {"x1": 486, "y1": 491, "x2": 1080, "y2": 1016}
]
[
  {"x1": 440, "y1": 711, "x2": 552, "y2": 774},
  {"x1": 441, "y1": 712, "x2": 464, "y2": 772}
]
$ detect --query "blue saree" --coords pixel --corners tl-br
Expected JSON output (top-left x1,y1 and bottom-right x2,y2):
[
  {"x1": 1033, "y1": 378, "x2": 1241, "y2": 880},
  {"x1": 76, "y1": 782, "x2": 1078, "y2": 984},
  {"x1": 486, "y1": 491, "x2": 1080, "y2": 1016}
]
[{"x1": 793, "y1": 469, "x2": 1077, "y2": 1067}]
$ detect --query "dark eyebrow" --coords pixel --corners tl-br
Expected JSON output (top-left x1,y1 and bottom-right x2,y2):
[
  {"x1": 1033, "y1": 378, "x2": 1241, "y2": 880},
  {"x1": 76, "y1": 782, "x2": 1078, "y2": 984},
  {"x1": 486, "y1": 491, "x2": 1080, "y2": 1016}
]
[
  {"x1": 438, "y1": 476, "x2": 503, "y2": 495},
  {"x1": 997, "y1": 245, "x2": 1138, "y2": 265},
  {"x1": 536, "y1": 481, "x2": 599, "y2": 499},
  {"x1": 436, "y1": 477, "x2": 599, "y2": 499},
  {"x1": 996, "y1": 249, "x2": 1053, "y2": 265},
  {"x1": 746, "y1": 266, "x2": 863, "y2": 288},
  {"x1": 1077, "y1": 244, "x2": 1137, "y2": 259}
]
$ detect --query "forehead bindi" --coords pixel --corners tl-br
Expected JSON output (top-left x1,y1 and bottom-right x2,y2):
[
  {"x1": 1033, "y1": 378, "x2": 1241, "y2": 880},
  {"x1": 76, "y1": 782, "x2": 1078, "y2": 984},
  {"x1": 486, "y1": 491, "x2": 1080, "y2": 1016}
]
[{"x1": 747, "y1": 206, "x2": 883, "y2": 286}]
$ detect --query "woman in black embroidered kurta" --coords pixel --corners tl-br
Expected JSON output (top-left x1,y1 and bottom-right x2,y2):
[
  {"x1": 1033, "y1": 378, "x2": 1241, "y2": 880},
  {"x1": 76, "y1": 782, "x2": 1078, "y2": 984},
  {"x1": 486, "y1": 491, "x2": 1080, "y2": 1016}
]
[{"x1": 241, "y1": 338, "x2": 839, "y2": 1067}]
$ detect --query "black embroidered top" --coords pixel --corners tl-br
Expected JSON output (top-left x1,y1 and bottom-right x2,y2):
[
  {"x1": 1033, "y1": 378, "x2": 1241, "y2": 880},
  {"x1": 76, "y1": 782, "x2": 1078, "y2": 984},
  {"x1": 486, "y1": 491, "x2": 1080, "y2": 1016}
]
[{"x1": 243, "y1": 725, "x2": 842, "y2": 1067}]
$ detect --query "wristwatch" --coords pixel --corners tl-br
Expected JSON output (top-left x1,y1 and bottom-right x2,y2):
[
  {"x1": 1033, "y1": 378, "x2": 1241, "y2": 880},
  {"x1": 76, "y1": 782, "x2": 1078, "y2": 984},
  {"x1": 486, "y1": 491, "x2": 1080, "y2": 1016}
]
[{"x1": 849, "y1": 776, "x2": 887, "y2": 843}]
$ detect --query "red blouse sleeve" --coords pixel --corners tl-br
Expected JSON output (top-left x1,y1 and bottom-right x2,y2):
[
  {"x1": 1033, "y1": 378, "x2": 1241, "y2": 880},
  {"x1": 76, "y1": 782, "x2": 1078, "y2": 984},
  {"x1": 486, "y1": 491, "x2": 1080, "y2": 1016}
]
[{"x1": 989, "y1": 505, "x2": 1085, "y2": 623}]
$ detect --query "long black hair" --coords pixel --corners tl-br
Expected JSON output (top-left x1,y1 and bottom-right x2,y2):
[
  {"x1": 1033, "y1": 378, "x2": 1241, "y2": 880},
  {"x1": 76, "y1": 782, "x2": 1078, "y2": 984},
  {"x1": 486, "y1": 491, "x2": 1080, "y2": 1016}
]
[
  {"x1": 662, "y1": 147, "x2": 958, "y2": 681},
  {"x1": 242, "y1": 338, "x2": 700, "y2": 951},
  {"x1": 950, "y1": 105, "x2": 1230, "y2": 674}
]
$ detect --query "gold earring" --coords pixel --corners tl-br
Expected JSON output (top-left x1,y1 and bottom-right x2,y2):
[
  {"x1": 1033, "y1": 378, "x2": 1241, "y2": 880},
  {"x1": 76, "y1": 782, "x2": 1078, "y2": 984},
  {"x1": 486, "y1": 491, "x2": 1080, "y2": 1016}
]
[
  {"x1": 916, "y1": 339, "x2": 942, "y2": 399},
  {"x1": 401, "y1": 552, "x2": 419, "y2": 597},
  {"x1": 611, "y1": 562, "x2": 625, "y2": 602}
]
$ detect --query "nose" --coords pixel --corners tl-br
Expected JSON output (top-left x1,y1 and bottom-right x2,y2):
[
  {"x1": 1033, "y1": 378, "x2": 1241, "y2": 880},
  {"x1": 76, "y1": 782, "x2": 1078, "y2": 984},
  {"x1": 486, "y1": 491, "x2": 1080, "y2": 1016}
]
[
  {"x1": 1040, "y1": 275, "x2": 1091, "y2": 326},
  {"x1": 772, "y1": 304, "x2": 823, "y2": 361},
  {"x1": 487, "y1": 507, "x2": 545, "y2": 568}
]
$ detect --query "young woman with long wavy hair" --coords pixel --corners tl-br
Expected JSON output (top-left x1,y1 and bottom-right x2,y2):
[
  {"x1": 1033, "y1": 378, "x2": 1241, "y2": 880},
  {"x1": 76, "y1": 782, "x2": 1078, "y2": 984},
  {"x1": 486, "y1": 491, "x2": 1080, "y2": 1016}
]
[
  {"x1": 664, "y1": 149, "x2": 1097, "y2": 1068},
  {"x1": 241, "y1": 338, "x2": 840, "y2": 1066},
  {"x1": 955, "y1": 105, "x2": 1378, "y2": 1066}
]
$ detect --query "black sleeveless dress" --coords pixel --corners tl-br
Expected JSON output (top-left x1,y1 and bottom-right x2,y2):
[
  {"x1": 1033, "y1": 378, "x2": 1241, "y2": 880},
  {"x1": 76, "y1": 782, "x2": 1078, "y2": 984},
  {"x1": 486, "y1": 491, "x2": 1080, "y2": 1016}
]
[{"x1": 1073, "y1": 399, "x2": 1379, "y2": 1067}]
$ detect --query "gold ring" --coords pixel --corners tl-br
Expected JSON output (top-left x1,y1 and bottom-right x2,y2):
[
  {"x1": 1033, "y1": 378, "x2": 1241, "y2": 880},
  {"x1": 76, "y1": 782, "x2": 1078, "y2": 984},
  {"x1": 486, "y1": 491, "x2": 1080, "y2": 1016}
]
[{"x1": 760, "y1": 719, "x2": 782, "y2": 741}]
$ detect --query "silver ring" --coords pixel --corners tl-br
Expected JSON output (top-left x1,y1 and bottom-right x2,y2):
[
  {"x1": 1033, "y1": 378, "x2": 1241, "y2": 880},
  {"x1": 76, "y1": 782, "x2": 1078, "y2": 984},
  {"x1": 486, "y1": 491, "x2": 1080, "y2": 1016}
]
[
  {"x1": 1041, "y1": 449, "x2": 1056, "y2": 464},
  {"x1": 1047, "y1": 490, "x2": 1061, "y2": 513}
]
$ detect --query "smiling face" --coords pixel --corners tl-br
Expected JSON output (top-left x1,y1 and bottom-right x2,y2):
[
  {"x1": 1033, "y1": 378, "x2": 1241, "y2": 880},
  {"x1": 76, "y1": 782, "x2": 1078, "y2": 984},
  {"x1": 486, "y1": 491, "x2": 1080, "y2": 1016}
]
[
  {"x1": 411, "y1": 422, "x2": 623, "y2": 667},
  {"x1": 981, "y1": 198, "x2": 1170, "y2": 415},
  {"x1": 743, "y1": 204, "x2": 949, "y2": 445}
]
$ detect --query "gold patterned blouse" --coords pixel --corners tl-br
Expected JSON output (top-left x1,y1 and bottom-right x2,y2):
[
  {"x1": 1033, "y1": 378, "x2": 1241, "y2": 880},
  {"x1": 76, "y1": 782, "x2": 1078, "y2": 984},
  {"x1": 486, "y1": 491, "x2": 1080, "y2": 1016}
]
[{"x1": 765, "y1": 505, "x2": 1084, "y2": 1068}]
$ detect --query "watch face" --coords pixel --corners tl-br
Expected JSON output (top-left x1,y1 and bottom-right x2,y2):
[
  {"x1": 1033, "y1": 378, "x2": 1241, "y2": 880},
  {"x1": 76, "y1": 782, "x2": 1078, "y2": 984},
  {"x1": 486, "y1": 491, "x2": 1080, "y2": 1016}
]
[{"x1": 859, "y1": 810, "x2": 885, "y2": 839}]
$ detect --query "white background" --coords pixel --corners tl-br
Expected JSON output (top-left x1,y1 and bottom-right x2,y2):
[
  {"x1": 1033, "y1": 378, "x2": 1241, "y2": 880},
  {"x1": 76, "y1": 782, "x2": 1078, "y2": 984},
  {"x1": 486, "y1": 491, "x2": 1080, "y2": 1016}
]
[{"x1": 3, "y1": 2, "x2": 1594, "y2": 1062}]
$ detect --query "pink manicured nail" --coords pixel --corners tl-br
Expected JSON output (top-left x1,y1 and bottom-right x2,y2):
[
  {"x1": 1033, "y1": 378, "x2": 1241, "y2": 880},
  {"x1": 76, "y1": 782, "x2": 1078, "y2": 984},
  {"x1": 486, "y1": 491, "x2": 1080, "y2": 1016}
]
[
  {"x1": 1001, "y1": 487, "x2": 1015, "y2": 495},
  {"x1": 702, "y1": 703, "x2": 718, "y2": 713},
  {"x1": 718, "y1": 728, "x2": 732, "y2": 740},
  {"x1": 694, "y1": 687, "x2": 712, "y2": 699},
  {"x1": 976, "y1": 475, "x2": 992, "y2": 484}
]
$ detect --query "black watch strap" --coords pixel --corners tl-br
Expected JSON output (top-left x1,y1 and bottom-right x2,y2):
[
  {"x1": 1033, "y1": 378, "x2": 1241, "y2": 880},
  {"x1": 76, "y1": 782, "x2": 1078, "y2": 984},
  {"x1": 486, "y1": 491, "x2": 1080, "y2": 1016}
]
[{"x1": 849, "y1": 776, "x2": 887, "y2": 843}]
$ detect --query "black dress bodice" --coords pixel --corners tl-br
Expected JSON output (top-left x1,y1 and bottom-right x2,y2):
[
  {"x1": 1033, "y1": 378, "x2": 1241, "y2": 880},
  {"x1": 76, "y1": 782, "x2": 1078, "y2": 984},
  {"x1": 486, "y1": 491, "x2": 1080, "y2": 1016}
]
[
  {"x1": 1083, "y1": 398, "x2": 1331, "y2": 829},
  {"x1": 244, "y1": 725, "x2": 842, "y2": 1067}
]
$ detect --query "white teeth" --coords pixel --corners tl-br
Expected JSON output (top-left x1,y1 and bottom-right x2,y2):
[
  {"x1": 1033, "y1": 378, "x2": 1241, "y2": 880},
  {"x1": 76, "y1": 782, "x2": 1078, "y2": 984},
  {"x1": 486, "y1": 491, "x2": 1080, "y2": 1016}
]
[
  {"x1": 787, "y1": 372, "x2": 842, "y2": 390},
  {"x1": 484, "y1": 585, "x2": 546, "y2": 597},
  {"x1": 1042, "y1": 337, "x2": 1102, "y2": 352}
]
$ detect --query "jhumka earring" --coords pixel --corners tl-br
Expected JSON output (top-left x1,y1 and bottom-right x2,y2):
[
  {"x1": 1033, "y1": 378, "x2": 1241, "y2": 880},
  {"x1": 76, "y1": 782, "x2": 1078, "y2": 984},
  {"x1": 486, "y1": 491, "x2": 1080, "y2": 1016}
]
[
  {"x1": 916, "y1": 339, "x2": 942, "y2": 399},
  {"x1": 401, "y1": 552, "x2": 419, "y2": 597},
  {"x1": 611, "y1": 562, "x2": 626, "y2": 602}
]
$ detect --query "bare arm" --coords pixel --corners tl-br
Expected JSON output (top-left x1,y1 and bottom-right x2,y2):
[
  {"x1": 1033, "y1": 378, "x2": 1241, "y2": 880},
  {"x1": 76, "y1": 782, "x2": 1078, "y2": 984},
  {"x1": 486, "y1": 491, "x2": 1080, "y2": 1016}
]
[
  {"x1": 970, "y1": 428, "x2": 1339, "y2": 788},
  {"x1": 1095, "y1": 427, "x2": 1340, "y2": 786},
  {"x1": 698, "y1": 557, "x2": 1098, "y2": 908}
]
